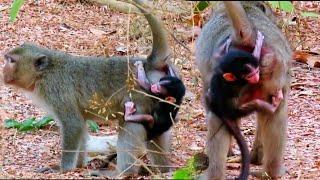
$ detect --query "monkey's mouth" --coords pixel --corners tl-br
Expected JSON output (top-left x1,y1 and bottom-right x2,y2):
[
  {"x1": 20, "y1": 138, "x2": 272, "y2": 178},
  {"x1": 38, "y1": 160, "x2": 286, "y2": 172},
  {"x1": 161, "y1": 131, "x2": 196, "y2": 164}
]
[
  {"x1": 245, "y1": 68, "x2": 260, "y2": 84},
  {"x1": 3, "y1": 76, "x2": 15, "y2": 84}
]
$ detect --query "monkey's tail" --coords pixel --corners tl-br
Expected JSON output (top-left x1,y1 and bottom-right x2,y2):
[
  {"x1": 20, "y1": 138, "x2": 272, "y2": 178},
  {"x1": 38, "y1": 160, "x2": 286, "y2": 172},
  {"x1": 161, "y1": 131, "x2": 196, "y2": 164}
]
[
  {"x1": 132, "y1": 0, "x2": 171, "y2": 70},
  {"x1": 92, "y1": 0, "x2": 171, "y2": 70},
  {"x1": 224, "y1": 118, "x2": 250, "y2": 180},
  {"x1": 223, "y1": 1, "x2": 255, "y2": 47}
]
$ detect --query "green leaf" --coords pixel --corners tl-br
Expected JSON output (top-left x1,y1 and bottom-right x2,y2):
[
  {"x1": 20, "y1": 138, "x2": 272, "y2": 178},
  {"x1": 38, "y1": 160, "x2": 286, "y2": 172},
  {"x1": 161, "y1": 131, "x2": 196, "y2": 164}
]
[
  {"x1": 268, "y1": 1, "x2": 294, "y2": 13},
  {"x1": 279, "y1": 1, "x2": 294, "y2": 13},
  {"x1": 34, "y1": 116, "x2": 54, "y2": 129},
  {"x1": 301, "y1": 12, "x2": 320, "y2": 18},
  {"x1": 194, "y1": 1, "x2": 210, "y2": 13},
  {"x1": 268, "y1": 1, "x2": 280, "y2": 9},
  {"x1": 18, "y1": 117, "x2": 36, "y2": 131},
  {"x1": 87, "y1": 120, "x2": 99, "y2": 133},
  {"x1": 4, "y1": 119, "x2": 21, "y2": 129},
  {"x1": 10, "y1": 0, "x2": 25, "y2": 22},
  {"x1": 173, "y1": 168, "x2": 192, "y2": 180}
]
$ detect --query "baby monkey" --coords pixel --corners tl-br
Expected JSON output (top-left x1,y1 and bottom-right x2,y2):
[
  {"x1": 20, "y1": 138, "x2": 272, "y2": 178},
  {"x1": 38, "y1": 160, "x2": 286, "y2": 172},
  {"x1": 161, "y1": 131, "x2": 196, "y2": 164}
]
[
  {"x1": 124, "y1": 61, "x2": 186, "y2": 139},
  {"x1": 206, "y1": 49, "x2": 278, "y2": 179}
]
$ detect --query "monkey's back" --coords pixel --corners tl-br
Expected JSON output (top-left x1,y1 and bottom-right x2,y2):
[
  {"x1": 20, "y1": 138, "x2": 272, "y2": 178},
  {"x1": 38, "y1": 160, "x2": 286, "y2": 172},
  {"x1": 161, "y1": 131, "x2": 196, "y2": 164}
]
[
  {"x1": 195, "y1": 2, "x2": 292, "y2": 89},
  {"x1": 23, "y1": 44, "x2": 156, "y2": 121}
]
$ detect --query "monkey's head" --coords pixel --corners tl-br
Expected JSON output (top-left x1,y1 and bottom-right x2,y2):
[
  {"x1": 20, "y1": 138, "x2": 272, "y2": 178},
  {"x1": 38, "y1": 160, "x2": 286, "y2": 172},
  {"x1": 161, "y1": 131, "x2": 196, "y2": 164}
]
[
  {"x1": 150, "y1": 76, "x2": 186, "y2": 103},
  {"x1": 3, "y1": 43, "x2": 50, "y2": 91},
  {"x1": 218, "y1": 49, "x2": 260, "y2": 84}
]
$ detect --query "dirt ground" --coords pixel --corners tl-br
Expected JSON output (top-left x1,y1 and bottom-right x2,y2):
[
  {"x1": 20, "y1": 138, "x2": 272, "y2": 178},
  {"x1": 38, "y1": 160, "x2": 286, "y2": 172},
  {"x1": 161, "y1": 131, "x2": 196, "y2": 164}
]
[{"x1": 0, "y1": 1, "x2": 319, "y2": 179}]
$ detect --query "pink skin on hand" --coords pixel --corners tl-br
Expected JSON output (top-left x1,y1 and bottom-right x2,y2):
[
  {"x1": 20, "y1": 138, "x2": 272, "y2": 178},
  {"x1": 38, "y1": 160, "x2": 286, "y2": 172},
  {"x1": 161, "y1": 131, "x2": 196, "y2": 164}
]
[
  {"x1": 124, "y1": 101, "x2": 136, "y2": 116},
  {"x1": 272, "y1": 89, "x2": 283, "y2": 108},
  {"x1": 150, "y1": 83, "x2": 161, "y2": 94}
]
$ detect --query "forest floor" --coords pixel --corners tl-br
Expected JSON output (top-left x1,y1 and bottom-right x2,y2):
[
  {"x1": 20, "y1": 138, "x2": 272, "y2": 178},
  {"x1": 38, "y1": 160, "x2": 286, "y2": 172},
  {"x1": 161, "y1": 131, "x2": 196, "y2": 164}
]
[{"x1": 0, "y1": 1, "x2": 319, "y2": 179}]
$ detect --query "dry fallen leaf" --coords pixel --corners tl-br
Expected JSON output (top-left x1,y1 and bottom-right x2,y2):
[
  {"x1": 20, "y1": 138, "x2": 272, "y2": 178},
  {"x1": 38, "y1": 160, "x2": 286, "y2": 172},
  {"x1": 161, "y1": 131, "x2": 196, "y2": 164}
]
[{"x1": 293, "y1": 50, "x2": 320, "y2": 68}]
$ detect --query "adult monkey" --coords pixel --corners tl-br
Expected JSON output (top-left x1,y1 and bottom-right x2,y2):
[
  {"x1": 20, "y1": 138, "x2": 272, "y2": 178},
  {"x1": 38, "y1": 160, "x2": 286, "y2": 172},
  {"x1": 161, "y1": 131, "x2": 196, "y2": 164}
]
[
  {"x1": 195, "y1": 1, "x2": 291, "y2": 179},
  {"x1": 3, "y1": 0, "x2": 177, "y2": 176}
]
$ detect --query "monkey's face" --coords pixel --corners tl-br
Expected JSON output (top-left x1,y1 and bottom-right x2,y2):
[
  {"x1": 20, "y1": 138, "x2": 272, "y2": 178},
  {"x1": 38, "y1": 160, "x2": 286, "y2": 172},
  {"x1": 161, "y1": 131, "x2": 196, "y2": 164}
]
[
  {"x1": 151, "y1": 77, "x2": 186, "y2": 100},
  {"x1": 241, "y1": 64, "x2": 260, "y2": 84},
  {"x1": 3, "y1": 47, "x2": 48, "y2": 91}
]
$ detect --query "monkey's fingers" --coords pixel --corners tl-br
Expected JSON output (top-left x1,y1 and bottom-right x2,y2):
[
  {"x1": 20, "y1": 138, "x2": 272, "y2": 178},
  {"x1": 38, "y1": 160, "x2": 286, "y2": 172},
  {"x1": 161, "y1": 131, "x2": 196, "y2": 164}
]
[
  {"x1": 271, "y1": 89, "x2": 284, "y2": 108},
  {"x1": 124, "y1": 101, "x2": 136, "y2": 115}
]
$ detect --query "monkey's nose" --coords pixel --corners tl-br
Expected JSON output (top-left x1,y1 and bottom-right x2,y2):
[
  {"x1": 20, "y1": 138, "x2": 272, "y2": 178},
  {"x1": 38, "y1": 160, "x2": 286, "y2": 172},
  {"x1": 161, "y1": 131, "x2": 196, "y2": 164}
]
[{"x1": 247, "y1": 73, "x2": 260, "y2": 84}]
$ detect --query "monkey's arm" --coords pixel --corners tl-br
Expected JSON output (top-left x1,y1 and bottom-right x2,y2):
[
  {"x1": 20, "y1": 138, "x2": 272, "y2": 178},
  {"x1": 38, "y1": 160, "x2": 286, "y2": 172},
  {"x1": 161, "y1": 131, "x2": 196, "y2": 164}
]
[
  {"x1": 124, "y1": 101, "x2": 154, "y2": 128},
  {"x1": 239, "y1": 99, "x2": 277, "y2": 114},
  {"x1": 134, "y1": 61, "x2": 151, "y2": 91}
]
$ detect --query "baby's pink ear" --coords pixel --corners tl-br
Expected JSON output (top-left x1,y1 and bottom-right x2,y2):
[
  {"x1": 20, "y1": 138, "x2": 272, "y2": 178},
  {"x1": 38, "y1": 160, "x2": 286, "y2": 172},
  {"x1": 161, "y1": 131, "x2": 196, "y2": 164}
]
[
  {"x1": 165, "y1": 96, "x2": 176, "y2": 103},
  {"x1": 223, "y1": 73, "x2": 236, "y2": 81}
]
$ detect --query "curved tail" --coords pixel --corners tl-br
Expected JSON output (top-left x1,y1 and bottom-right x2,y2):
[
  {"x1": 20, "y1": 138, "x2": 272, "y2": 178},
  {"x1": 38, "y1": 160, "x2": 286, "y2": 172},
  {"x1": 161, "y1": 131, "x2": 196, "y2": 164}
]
[
  {"x1": 224, "y1": 118, "x2": 250, "y2": 180},
  {"x1": 223, "y1": 1, "x2": 255, "y2": 47},
  {"x1": 132, "y1": 0, "x2": 171, "y2": 70},
  {"x1": 91, "y1": 0, "x2": 171, "y2": 70}
]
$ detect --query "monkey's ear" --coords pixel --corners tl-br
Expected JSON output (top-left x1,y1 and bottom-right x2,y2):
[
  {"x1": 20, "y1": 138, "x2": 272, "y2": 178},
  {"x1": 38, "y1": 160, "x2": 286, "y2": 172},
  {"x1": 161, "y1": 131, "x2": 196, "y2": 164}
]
[
  {"x1": 34, "y1": 55, "x2": 50, "y2": 71},
  {"x1": 223, "y1": 73, "x2": 236, "y2": 81}
]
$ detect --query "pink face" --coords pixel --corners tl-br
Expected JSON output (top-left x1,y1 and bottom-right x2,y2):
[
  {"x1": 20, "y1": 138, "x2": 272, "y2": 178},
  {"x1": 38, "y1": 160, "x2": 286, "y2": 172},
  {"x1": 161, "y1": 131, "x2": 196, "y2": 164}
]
[
  {"x1": 151, "y1": 83, "x2": 161, "y2": 94},
  {"x1": 245, "y1": 67, "x2": 260, "y2": 84},
  {"x1": 150, "y1": 80, "x2": 170, "y2": 95}
]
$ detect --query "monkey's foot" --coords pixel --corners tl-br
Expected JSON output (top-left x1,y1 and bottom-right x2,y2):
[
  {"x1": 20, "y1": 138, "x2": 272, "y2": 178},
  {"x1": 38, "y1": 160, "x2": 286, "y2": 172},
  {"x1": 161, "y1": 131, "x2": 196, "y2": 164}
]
[
  {"x1": 36, "y1": 165, "x2": 60, "y2": 173},
  {"x1": 251, "y1": 166, "x2": 287, "y2": 179}
]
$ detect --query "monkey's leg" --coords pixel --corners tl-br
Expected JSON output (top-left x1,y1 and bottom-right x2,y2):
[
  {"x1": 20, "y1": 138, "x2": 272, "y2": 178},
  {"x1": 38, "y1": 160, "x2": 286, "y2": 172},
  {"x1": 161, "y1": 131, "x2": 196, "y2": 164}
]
[
  {"x1": 254, "y1": 90, "x2": 288, "y2": 178},
  {"x1": 250, "y1": 115, "x2": 263, "y2": 165},
  {"x1": 60, "y1": 115, "x2": 87, "y2": 172},
  {"x1": 146, "y1": 129, "x2": 171, "y2": 173},
  {"x1": 200, "y1": 111, "x2": 231, "y2": 180},
  {"x1": 117, "y1": 122, "x2": 147, "y2": 175},
  {"x1": 76, "y1": 130, "x2": 88, "y2": 168}
]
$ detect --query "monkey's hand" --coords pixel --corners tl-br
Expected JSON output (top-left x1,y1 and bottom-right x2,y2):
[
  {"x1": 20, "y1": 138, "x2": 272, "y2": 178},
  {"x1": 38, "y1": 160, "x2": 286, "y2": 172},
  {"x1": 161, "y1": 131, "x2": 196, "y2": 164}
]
[
  {"x1": 124, "y1": 101, "x2": 136, "y2": 116},
  {"x1": 239, "y1": 100, "x2": 259, "y2": 113},
  {"x1": 271, "y1": 89, "x2": 283, "y2": 109},
  {"x1": 134, "y1": 61, "x2": 151, "y2": 91},
  {"x1": 125, "y1": 114, "x2": 154, "y2": 129}
]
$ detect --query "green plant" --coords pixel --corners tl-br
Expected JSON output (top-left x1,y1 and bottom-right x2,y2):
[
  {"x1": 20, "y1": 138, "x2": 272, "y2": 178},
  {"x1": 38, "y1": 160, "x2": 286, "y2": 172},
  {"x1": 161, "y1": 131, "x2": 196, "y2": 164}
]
[
  {"x1": 86, "y1": 120, "x2": 99, "y2": 133},
  {"x1": 173, "y1": 156, "x2": 197, "y2": 180},
  {"x1": 10, "y1": 0, "x2": 25, "y2": 22},
  {"x1": 4, "y1": 116, "x2": 54, "y2": 132}
]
